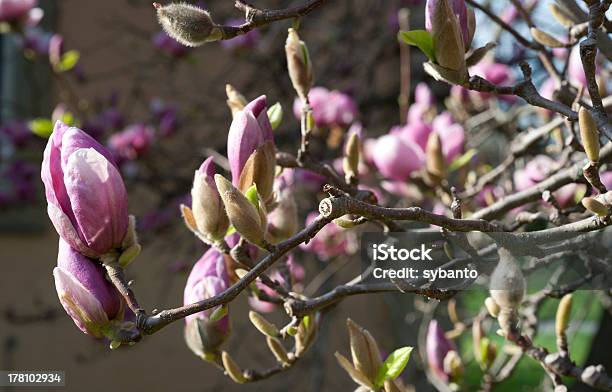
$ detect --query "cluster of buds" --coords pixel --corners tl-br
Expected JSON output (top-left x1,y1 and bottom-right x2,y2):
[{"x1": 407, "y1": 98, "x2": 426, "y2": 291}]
[
  {"x1": 487, "y1": 247, "x2": 526, "y2": 340},
  {"x1": 336, "y1": 319, "x2": 412, "y2": 391},
  {"x1": 426, "y1": 320, "x2": 464, "y2": 385},
  {"x1": 42, "y1": 122, "x2": 141, "y2": 341},
  {"x1": 220, "y1": 313, "x2": 319, "y2": 384},
  {"x1": 183, "y1": 248, "x2": 232, "y2": 362}
]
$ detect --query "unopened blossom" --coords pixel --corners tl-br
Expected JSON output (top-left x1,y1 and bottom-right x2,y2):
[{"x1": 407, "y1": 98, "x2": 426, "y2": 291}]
[
  {"x1": 426, "y1": 0, "x2": 470, "y2": 47},
  {"x1": 300, "y1": 212, "x2": 358, "y2": 260},
  {"x1": 371, "y1": 134, "x2": 425, "y2": 181},
  {"x1": 152, "y1": 31, "x2": 190, "y2": 58},
  {"x1": 190, "y1": 157, "x2": 229, "y2": 241},
  {"x1": 184, "y1": 248, "x2": 231, "y2": 358},
  {"x1": 293, "y1": 87, "x2": 358, "y2": 128},
  {"x1": 431, "y1": 112, "x2": 465, "y2": 162},
  {"x1": 227, "y1": 95, "x2": 275, "y2": 200},
  {"x1": 393, "y1": 120, "x2": 433, "y2": 152},
  {"x1": 53, "y1": 239, "x2": 123, "y2": 337},
  {"x1": 108, "y1": 124, "x2": 155, "y2": 161},
  {"x1": 41, "y1": 121, "x2": 129, "y2": 258},
  {"x1": 426, "y1": 320, "x2": 459, "y2": 382}
]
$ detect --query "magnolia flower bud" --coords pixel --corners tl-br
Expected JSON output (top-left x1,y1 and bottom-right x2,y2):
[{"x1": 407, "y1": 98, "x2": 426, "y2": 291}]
[
  {"x1": 579, "y1": 107, "x2": 600, "y2": 162},
  {"x1": 530, "y1": 27, "x2": 565, "y2": 48},
  {"x1": 426, "y1": 131, "x2": 446, "y2": 180},
  {"x1": 335, "y1": 352, "x2": 375, "y2": 390},
  {"x1": 426, "y1": 320, "x2": 457, "y2": 382},
  {"x1": 238, "y1": 141, "x2": 276, "y2": 202},
  {"x1": 41, "y1": 121, "x2": 129, "y2": 258},
  {"x1": 426, "y1": 0, "x2": 472, "y2": 48},
  {"x1": 285, "y1": 28, "x2": 313, "y2": 99},
  {"x1": 343, "y1": 132, "x2": 360, "y2": 183},
  {"x1": 266, "y1": 337, "x2": 290, "y2": 366},
  {"x1": 249, "y1": 311, "x2": 280, "y2": 337},
  {"x1": 489, "y1": 247, "x2": 525, "y2": 309},
  {"x1": 227, "y1": 96, "x2": 275, "y2": 187},
  {"x1": 443, "y1": 350, "x2": 464, "y2": 382},
  {"x1": 295, "y1": 314, "x2": 318, "y2": 357},
  {"x1": 582, "y1": 196, "x2": 609, "y2": 217},
  {"x1": 191, "y1": 157, "x2": 230, "y2": 240},
  {"x1": 490, "y1": 247, "x2": 525, "y2": 339},
  {"x1": 428, "y1": 0, "x2": 467, "y2": 78},
  {"x1": 549, "y1": 4, "x2": 576, "y2": 28},
  {"x1": 53, "y1": 239, "x2": 123, "y2": 338},
  {"x1": 184, "y1": 249, "x2": 231, "y2": 359},
  {"x1": 221, "y1": 351, "x2": 246, "y2": 384},
  {"x1": 226, "y1": 84, "x2": 248, "y2": 117},
  {"x1": 347, "y1": 319, "x2": 382, "y2": 382},
  {"x1": 154, "y1": 2, "x2": 221, "y2": 47},
  {"x1": 215, "y1": 175, "x2": 266, "y2": 246},
  {"x1": 555, "y1": 294, "x2": 573, "y2": 338},
  {"x1": 267, "y1": 179, "x2": 298, "y2": 243}
]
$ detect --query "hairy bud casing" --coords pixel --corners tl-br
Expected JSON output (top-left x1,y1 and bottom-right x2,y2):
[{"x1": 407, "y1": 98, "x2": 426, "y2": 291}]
[
  {"x1": 155, "y1": 3, "x2": 221, "y2": 47},
  {"x1": 221, "y1": 351, "x2": 246, "y2": 384}
]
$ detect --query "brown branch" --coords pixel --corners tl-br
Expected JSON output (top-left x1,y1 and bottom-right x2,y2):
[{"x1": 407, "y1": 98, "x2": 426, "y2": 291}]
[{"x1": 216, "y1": 0, "x2": 329, "y2": 40}]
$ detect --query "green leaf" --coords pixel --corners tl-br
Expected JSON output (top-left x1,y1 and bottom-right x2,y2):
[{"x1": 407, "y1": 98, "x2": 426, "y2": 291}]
[
  {"x1": 57, "y1": 50, "x2": 80, "y2": 72},
  {"x1": 209, "y1": 305, "x2": 228, "y2": 322},
  {"x1": 375, "y1": 346, "x2": 413, "y2": 387},
  {"x1": 29, "y1": 118, "x2": 54, "y2": 138},
  {"x1": 244, "y1": 184, "x2": 260, "y2": 209},
  {"x1": 398, "y1": 30, "x2": 436, "y2": 62},
  {"x1": 267, "y1": 102, "x2": 283, "y2": 130},
  {"x1": 302, "y1": 315, "x2": 311, "y2": 330},
  {"x1": 449, "y1": 149, "x2": 477, "y2": 172}
]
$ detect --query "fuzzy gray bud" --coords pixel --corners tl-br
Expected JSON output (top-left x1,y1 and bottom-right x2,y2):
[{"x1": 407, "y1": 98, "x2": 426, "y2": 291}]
[{"x1": 155, "y1": 2, "x2": 221, "y2": 47}]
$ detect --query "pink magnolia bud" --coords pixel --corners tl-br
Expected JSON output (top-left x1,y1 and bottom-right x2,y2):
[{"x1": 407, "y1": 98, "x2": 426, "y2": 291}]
[
  {"x1": 42, "y1": 122, "x2": 129, "y2": 258},
  {"x1": 372, "y1": 134, "x2": 424, "y2": 181},
  {"x1": 395, "y1": 121, "x2": 433, "y2": 152},
  {"x1": 293, "y1": 87, "x2": 358, "y2": 128},
  {"x1": 0, "y1": 0, "x2": 37, "y2": 22},
  {"x1": 432, "y1": 112, "x2": 465, "y2": 162},
  {"x1": 191, "y1": 157, "x2": 229, "y2": 240},
  {"x1": 426, "y1": 0, "x2": 471, "y2": 47},
  {"x1": 53, "y1": 239, "x2": 122, "y2": 337},
  {"x1": 426, "y1": 320, "x2": 457, "y2": 382},
  {"x1": 227, "y1": 95, "x2": 274, "y2": 185},
  {"x1": 184, "y1": 248, "x2": 231, "y2": 357},
  {"x1": 108, "y1": 124, "x2": 155, "y2": 162}
]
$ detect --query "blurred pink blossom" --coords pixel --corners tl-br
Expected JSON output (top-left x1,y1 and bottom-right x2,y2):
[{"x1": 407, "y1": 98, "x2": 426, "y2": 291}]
[
  {"x1": 293, "y1": 87, "x2": 358, "y2": 128},
  {"x1": 300, "y1": 212, "x2": 357, "y2": 260},
  {"x1": 108, "y1": 124, "x2": 155, "y2": 161}
]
